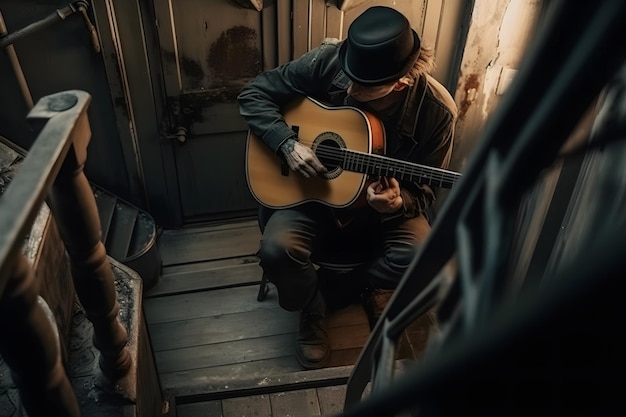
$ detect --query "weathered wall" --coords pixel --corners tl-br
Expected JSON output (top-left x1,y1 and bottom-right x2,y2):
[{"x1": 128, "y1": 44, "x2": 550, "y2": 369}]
[{"x1": 452, "y1": 0, "x2": 544, "y2": 173}]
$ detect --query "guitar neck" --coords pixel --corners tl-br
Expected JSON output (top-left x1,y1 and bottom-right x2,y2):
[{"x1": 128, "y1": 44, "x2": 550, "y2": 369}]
[{"x1": 340, "y1": 148, "x2": 461, "y2": 189}]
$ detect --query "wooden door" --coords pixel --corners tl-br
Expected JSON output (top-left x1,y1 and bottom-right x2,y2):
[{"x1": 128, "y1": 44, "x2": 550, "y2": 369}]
[{"x1": 154, "y1": 0, "x2": 269, "y2": 223}]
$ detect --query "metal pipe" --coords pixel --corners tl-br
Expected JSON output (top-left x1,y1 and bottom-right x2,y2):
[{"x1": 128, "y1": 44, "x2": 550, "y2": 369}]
[
  {"x1": 0, "y1": 11, "x2": 33, "y2": 108},
  {"x1": 0, "y1": 2, "x2": 102, "y2": 109},
  {"x1": 0, "y1": 4, "x2": 76, "y2": 49},
  {"x1": 76, "y1": 1, "x2": 101, "y2": 53}
]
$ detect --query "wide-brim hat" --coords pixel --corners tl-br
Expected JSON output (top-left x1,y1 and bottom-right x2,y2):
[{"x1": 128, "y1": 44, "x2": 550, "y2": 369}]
[{"x1": 339, "y1": 6, "x2": 421, "y2": 86}]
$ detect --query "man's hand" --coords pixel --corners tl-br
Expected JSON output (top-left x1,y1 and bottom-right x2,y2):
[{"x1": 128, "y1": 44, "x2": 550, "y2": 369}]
[
  {"x1": 280, "y1": 138, "x2": 327, "y2": 178},
  {"x1": 367, "y1": 177, "x2": 403, "y2": 213}
]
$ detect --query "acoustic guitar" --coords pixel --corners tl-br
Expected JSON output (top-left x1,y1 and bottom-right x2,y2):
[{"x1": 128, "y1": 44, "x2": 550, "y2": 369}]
[{"x1": 245, "y1": 96, "x2": 461, "y2": 209}]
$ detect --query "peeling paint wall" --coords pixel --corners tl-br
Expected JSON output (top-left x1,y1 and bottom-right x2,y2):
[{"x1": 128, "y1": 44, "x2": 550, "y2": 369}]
[{"x1": 452, "y1": 0, "x2": 543, "y2": 173}]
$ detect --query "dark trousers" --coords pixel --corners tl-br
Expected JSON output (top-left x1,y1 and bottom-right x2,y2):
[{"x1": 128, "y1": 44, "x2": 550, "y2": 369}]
[{"x1": 257, "y1": 204, "x2": 431, "y2": 311}]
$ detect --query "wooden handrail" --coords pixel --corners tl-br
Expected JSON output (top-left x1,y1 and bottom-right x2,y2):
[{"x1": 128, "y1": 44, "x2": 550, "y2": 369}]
[{"x1": 0, "y1": 90, "x2": 132, "y2": 416}]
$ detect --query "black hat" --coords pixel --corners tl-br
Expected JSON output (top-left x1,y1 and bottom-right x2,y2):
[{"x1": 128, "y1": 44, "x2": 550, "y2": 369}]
[{"x1": 339, "y1": 6, "x2": 421, "y2": 86}]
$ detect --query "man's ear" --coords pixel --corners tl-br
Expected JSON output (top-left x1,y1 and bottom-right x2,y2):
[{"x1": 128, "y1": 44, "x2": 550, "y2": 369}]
[{"x1": 393, "y1": 78, "x2": 411, "y2": 91}]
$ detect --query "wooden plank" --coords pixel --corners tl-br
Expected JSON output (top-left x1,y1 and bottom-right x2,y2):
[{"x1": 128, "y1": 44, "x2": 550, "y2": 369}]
[
  {"x1": 149, "y1": 307, "x2": 297, "y2": 351},
  {"x1": 155, "y1": 333, "x2": 296, "y2": 373},
  {"x1": 155, "y1": 325, "x2": 368, "y2": 375},
  {"x1": 269, "y1": 389, "x2": 321, "y2": 417},
  {"x1": 158, "y1": 224, "x2": 261, "y2": 266},
  {"x1": 144, "y1": 285, "x2": 276, "y2": 324},
  {"x1": 327, "y1": 348, "x2": 363, "y2": 368},
  {"x1": 161, "y1": 219, "x2": 259, "y2": 236},
  {"x1": 161, "y1": 255, "x2": 259, "y2": 276},
  {"x1": 145, "y1": 262, "x2": 263, "y2": 298},
  {"x1": 148, "y1": 299, "x2": 368, "y2": 350},
  {"x1": 160, "y1": 357, "x2": 305, "y2": 396},
  {"x1": 327, "y1": 304, "x2": 368, "y2": 328},
  {"x1": 222, "y1": 395, "x2": 271, "y2": 417},
  {"x1": 164, "y1": 355, "x2": 412, "y2": 403},
  {"x1": 176, "y1": 400, "x2": 223, "y2": 417},
  {"x1": 317, "y1": 385, "x2": 346, "y2": 416},
  {"x1": 328, "y1": 324, "x2": 370, "y2": 350},
  {"x1": 163, "y1": 362, "x2": 354, "y2": 399}
]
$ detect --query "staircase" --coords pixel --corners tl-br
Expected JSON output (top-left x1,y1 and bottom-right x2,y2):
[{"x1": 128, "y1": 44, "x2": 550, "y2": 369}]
[
  {"x1": 0, "y1": 138, "x2": 164, "y2": 416},
  {"x1": 92, "y1": 184, "x2": 162, "y2": 292}
]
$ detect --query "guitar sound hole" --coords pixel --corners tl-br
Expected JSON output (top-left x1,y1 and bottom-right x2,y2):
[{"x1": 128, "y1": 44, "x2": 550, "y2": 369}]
[
  {"x1": 318, "y1": 140, "x2": 341, "y2": 170},
  {"x1": 312, "y1": 132, "x2": 345, "y2": 180}
]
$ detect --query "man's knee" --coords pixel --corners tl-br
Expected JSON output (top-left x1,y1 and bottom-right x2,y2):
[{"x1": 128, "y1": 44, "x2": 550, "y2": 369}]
[
  {"x1": 258, "y1": 229, "x2": 311, "y2": 268},
  {"x1": 258, "y1": 234, "x2": 317, "y2": 311},
  {"x1": 257, "y1": 237, "x2": 288, "y2": 269}
]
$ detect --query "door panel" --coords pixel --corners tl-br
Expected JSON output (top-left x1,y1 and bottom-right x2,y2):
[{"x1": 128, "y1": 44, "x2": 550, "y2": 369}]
[
  {"x1": 174, "y1": 131, "x2": 253, "y2": 220},
  {"x1": 155, "y1": 0, "x2": 265, "y2": 223}
]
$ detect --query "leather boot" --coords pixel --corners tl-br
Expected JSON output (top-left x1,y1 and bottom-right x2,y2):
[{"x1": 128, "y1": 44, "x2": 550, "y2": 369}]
[
  {"x1": 296, "y1": 292, "x2": 330, "y2": 369},
  {"x1": 363, "y1": 288, "x2": 394, "y2": 330}
]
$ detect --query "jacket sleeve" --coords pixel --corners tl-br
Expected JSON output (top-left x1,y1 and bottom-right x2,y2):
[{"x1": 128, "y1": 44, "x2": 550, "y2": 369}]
[
  {"x1": 237, "y1": 40, "x2": 342, "y2": 153},
  {"x1": 397, "y1": 95, "x2": 456, "y2": 218}
]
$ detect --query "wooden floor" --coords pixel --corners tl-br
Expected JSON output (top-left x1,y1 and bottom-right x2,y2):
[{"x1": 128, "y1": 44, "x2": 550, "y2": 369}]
[{"x1": 143, "y1": 219, "x2": 437, "y2": 416}]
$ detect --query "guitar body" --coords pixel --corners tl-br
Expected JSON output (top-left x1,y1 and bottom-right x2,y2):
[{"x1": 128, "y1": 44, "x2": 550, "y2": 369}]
[{"x1": 246, "y1": 97, "x2": 385, "y2": 209}]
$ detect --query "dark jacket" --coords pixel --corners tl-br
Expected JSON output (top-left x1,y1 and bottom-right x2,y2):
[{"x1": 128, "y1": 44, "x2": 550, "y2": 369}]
[{"x1": 238, "y1": 39, "x2": 457, "y2": 218}]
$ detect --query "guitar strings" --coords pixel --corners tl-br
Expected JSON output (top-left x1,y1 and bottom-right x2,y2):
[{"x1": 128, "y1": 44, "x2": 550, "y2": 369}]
[
  {"x1": 315, "y1": 145, "x2": 460, "y2": 184},
  {"x1": 296, "y1": 140, "x2": 461, "y2": 185}
]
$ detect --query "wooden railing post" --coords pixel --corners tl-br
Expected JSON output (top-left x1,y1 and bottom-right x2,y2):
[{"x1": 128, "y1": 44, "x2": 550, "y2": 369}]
[
  {"x1": 0, "y1": 254, "x2": 81, "y2": 417},
  {"x1": 26, "y1": 91, "x2": 132, "y2": 383}
]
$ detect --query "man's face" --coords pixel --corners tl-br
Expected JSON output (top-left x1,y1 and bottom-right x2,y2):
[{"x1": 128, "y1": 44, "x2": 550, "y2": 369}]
[{"x1": 347, "y1": 80, "x2": 398, "y2": 102}]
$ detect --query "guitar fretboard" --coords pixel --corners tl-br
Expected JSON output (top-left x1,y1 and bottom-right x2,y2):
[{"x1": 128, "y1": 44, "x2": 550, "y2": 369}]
[{"x1": 316, "y1": 145, "x2": 461, "y2": 189}]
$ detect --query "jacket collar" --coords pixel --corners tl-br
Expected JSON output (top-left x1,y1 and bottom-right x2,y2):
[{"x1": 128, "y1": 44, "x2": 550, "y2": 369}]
[{"x1": 397, "y1": 73, "x2": 427, "y2": 141}]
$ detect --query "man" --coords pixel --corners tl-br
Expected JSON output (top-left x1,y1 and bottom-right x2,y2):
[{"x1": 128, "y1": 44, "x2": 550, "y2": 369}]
[{"x1": 238, "y1": 6, "x2": 457, "y2": 369}]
